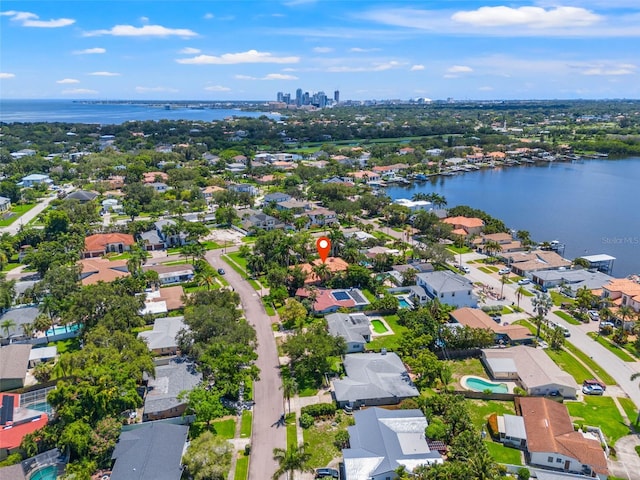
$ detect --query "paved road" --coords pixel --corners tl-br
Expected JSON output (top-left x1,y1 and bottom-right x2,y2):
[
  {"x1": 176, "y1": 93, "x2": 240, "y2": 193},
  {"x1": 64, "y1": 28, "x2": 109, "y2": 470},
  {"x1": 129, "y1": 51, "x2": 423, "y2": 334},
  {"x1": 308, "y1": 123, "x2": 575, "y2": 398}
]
[
  {"x1": 0, "y1": 186, "x2": 75, "y2": 235},
  {"x1": 204, "y1": 249, "x2": 286, "y2": 480}
]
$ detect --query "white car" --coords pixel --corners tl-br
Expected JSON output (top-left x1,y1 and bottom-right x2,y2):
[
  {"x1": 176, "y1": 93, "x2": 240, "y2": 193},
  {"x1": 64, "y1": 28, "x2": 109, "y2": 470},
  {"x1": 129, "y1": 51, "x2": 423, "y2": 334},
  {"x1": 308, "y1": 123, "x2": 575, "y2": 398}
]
[
  {"x1": 517, "y1": 278, "x2": 531, "y2": 285},
  {"x1": 588, "y1": 310, "x2": 600, "y2": 321},
  {"x1": 498, "y1": 268, "x2": 511, "y2": 275}
]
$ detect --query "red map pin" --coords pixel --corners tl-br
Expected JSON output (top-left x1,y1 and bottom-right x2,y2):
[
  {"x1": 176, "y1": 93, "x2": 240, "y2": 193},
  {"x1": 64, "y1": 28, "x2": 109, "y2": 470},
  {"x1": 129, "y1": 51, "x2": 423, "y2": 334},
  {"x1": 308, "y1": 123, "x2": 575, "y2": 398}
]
[{"x1": 316, "y1": 237, "x2": 331, "y2": 263}]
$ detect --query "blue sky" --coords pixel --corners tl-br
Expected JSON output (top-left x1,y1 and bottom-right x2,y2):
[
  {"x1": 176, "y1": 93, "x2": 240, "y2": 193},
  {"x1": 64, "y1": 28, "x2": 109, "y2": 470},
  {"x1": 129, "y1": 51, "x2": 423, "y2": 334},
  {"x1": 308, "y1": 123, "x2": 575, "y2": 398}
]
[{"x1": 1, "y1": 0, "x2": 639, "y2": 101}]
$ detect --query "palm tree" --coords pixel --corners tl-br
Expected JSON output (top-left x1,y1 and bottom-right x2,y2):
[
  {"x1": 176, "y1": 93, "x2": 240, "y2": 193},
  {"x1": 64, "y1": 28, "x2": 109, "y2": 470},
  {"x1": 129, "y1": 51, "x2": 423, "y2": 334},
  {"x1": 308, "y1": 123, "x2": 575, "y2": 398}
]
[
  {"x1": 618, "y1": 305, "x2": 635, "y2": 329},
  {"x1": 312, "y1": 262, "x2": 332, "y2": 285},
  {"x1": 195, "y1": 272, "x2": 215, "y2": 291},
  {"x1": 531, "y1": 292, "x2": 553, "y2": 339},
  {"x1": 500, "y1": 274, "x2": 508, "y2": 300},
  {"x1": 1, "y1": 319, "x2": 16, "y2": 338},
  {"x1": 483, "y1": 240, "x2": 502, "y2": 262},
  {"x1": 272, "y1": 445, "x2": 313, "y2": 480},
  {"x1": 281, "y1": 375, "x2": 298, "y2": 414},
  {"x1": 33, "y1": 314, "x2": 52, "y2": 341},
  {"x1": 515, "y1": 286, "x2": 527, "y2": 308}
]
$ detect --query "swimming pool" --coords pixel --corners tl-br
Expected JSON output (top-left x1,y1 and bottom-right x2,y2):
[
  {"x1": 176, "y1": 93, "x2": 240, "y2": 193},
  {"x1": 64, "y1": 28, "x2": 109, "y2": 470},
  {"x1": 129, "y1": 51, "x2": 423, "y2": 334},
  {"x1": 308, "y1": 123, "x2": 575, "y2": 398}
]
[
  {"x1": 462, "y1": 376, "x2": 509, "y2": 394},
  {"x1": 28, "y1": 465, "x2": 58, "y2": 480},
  {"x1": 45, "y1": 323, "x2": 80, "y2": 336}
]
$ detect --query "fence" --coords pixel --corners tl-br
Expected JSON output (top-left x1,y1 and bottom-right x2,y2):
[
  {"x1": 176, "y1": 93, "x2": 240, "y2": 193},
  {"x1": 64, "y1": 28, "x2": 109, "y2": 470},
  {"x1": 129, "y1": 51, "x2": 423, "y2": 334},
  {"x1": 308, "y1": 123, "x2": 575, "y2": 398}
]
[{"x1": 451, "y1": 389, "x2": 516, "y2": 401}]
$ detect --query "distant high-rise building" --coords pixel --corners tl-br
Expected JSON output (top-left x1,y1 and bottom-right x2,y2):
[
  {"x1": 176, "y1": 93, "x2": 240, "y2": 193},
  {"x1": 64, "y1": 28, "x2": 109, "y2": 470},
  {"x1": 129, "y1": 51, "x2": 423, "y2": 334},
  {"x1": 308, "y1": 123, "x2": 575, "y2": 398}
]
[
  {"x1": 303, "y1": 92, "x2": 310, "y2": 105},
  {"x1": 317, "y1": 91, "x2": 327, "y2": 108},
  {"x1": 283, "y1": 93, "x2": 291, "y2": 104},
  {"x1": 277, "y1": 92, "x2": 284, "y2": 102},
  {"x1": 295, "y1": 88, "x2": 303, "y2": 107},
  {"x1": 334, "y1": 90, "x2": 340, "y2": 103}
]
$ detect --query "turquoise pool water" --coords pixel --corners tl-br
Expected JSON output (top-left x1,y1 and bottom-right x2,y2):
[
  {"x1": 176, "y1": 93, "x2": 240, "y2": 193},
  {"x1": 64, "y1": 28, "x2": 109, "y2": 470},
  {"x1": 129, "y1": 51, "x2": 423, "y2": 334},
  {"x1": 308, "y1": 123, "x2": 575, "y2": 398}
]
[
  {"x1": 45, "y1": 324, "x2": 80, "y2": 336},
  {"x1": 25, "y1": 401, "x2": 53, "y2": 415},
  {"x1": 463, "y1": 377, "x2": 509, "y2": 394},
  {"x1": 398, "y1": 299, "x2": 411, "y2": 308},
  {"x1": 28, "y1": 465, "x2": 57, "y2": 480}
]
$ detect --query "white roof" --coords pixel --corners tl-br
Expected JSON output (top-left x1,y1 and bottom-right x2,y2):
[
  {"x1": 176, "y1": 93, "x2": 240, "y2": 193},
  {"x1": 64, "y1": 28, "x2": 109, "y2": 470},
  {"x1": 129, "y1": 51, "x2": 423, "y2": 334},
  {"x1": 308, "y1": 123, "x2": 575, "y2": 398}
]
[
  {"x1": 28, "y1": 346, "x2": 57, "y2": 361},
  {"x1": 580, "y1": 254, "x2": 616, "y2": 262}
]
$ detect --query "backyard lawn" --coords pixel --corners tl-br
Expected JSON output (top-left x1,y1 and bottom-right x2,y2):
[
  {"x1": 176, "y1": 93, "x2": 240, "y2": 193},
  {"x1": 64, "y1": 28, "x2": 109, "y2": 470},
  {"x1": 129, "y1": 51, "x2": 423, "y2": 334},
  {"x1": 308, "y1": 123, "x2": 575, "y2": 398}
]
[
  {"x1": 450, "y1": 357, "x2": 487, "y2": 381},
  {"x1": 235, "y1": 454, "x2": 249, "y2": 480},
  {"x1": 467, "y1": 399, "x2": 516, "y2": 432},
  {"x1": 566, "y1": 396, "x2": 630, "y2": 444},
  {"x1": 303, "y1": 416, "x2": 352, "y2": 468},
  {"x1": 366, "y1": 314, "x2": 407, "y2": 352},
  {"x1": 485, "y1": 440, "x2": 522, "y2": 465},
  {"x1": 211, "y1": 418, "x2": 237, "y2": 439}
]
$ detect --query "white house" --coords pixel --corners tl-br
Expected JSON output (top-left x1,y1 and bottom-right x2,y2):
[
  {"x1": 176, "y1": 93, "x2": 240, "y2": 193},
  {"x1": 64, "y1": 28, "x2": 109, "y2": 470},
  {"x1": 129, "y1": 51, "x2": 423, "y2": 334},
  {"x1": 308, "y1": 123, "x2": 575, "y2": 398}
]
[
  {"x1": 0, "y1": 196, "x2": 11, "y2": 213},
  {"x1": 18, "y1": 174, "x2": 52, "y2": 188},
  {"x1": 326, "y1": 313, "x2": 371, "y2": 353},
  {"x1": 415, "y1": 271, "x2": 477, "y2": 308}
]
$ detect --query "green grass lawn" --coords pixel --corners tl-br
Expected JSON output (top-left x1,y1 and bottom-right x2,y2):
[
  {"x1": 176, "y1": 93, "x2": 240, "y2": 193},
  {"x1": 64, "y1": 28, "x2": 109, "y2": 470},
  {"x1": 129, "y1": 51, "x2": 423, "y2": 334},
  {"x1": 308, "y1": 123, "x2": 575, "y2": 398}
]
[
  {"x1": 550, "y1": 291, "x2": 574, "y2": 307},
  {"x1": 520, "y1": 289, "x2": 534, "y2": 297},
  {"x1": 618, "y1": 397, "x2": 638, "y2": 426},
  {"x1": 563, "y1": 342, "x2": 616, "y2": 385},
  {"x1": 478, "y1": 266, "x2": 493, "y2": 274},
  {"x1": 566, "y1": 396, "x2": 630, "y2": 444},
  {"x1": 240, "y1": 410, "x2": 252, "y2": 438},
  {"x1": 467, "y1": 399, "x2": 516, "y2": 432},
  {"x1": 1, "y1": 261, "x2": 21, "y2": 272},
  {"x1": 588, "y1": 333, "x2": 636, "y2": 362},
  {"x1": 546, "y1": 348, "x2": 594, "y2": 384},
  {"x1": 303, "y1": 416, "x2": 351, "y2": 468},
  {"x1": 286, "y1": 413, "x2": 297, "y2": 450},
  {"x1": 235, "y1": 454, "x2": 249, "y2": 480},
  {"x1": 223, "y1": 254, "x2": 246, "y2": 276},
  {"x1": 264, "y1": 303, "x2": 276, "y2": 316},
  {"x1": 485, "y1": 440, "x2": 522, "y2": 465},
  {"x1": 0, "y1": 203, "x2": 36, "y2": 226},
  {"x1": 48, "y1": 337, "x2": 81, "y2": 354},
  {"x1": 212, "y1": 418, "x2": 236, "y2": 439},
  {"x1": 361, "y1": 289, "x2": 377, "y2": 303},
  {"x1": 366, "y1": 314, "x2": 407, "y2": 352},
  {"x1": 554, "y1": 310, "x2": 581, "y2": 325},
  {"x1": 201, "y1": 240, "x2": 221, "y2": 250},
  {"x1": 447, "y1": 245, "x2": 472, "y2": 254},
  {"x1": 107, "y1": 252, "x2": 132, "y2": 261},
  {"x1": 450, "y1": 357, "x2": 487, "y2": 380}
]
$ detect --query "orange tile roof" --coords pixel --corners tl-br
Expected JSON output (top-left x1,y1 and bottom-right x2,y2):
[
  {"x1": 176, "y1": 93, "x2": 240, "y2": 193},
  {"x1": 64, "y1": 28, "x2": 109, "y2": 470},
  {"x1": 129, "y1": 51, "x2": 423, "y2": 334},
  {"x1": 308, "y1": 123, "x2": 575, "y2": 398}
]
[
  {"x1": 0, "y1": 393, "x2": 49, "y2": 449},
  {"x1": 151, "y1": 286, "x2": 185, "y2": 311},
  {"x1": 297, "y1": 257, "x2": 349, "y2": 284},
  {"x1": 79, "y1": 258, "x2": 130, "y2": 285},
  {"x1": 443, "y1": 216, "x2": 484, "y2": 228},
  {"x1": 143, "y1": 171, "x2": 168, "y2": 183},
  {"x1": 84, "y1": 233, "x2": 135, "y2": 253},
  {"x1": 451, "y1": 228, "x2": 468, "y2": 236},
  {"x1": 603, "y1": 279, "x2": 640, "y2": 299}
]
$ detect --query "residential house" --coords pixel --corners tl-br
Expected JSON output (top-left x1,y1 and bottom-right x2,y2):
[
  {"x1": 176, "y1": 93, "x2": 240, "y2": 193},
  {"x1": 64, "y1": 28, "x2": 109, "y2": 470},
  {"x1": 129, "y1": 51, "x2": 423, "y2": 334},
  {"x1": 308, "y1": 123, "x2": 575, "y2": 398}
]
[
  {"x1": 0, "y1": 307, "x2": 39, "y2": 342},
  {"x1": 531, "y1": 269, "x2": 614, "y2": 295},
  {"x1": 298, "y1": 257, "x2": 349, "y2": 285},
  {"x1": 442, "y1": 216, "x2": 485, "y2": 235},
  {"x1": 342, "y1": 407, "x2": 443, "y2": 480},
  {"x1": 296, "y1": 288, "x2": 370, "y2": 314},
  {"x1": 142, "y1": 171, "x2": 169, "y2": 184},
  {"x1": 577, "y1": 254, "x2": 616, "y2": 275},
  {"x1": 151, "y1": 219, "x2": 187, "y2": 248},
  {"x1": 142, "y1": 264, "x2": 195, "y2": 285},
  {"x1": 18, "y1": 174, "x2": 52, "y2": 188},
  {"x1": 28, "y1": 346, "x2": 57, "y2": 368},
  {"x1": 516, "y1": 397, "x2": 609, "y2": 479},
  {"x1": 372, "y1": 163, "x2": 410, "y2": 177},
  {"x1": 141, "y1": 286, "x2": 185, "y2": 315},
  {"x1": 10, "y1": 149, "x2": 36, "y2": 159},
  {"x1": 0, "y1": 393, "x2": 48, "y2": 456},
  {"x1": 275, "y1": 199, "x2": 310, "y2": 213},
  {"x1": 83, "y1": 233, "x2": 135, "y2": 258},
  {"x1": 101, "y1": 198, "x2": 123, "y2": 213},
  {"x1": 262, "y1": 192, "x2": 292, "y2": 205},
  {"x1": 143, "y1": 358, "x2": 201, "y2": 421},
  {"x1": 333, "y1": 352, "x2": 419, "y2": 408},
  {"x1": 0, "y1": 197, "x2": 11, "y2": 213},
  {"x1": 496, "y1": 413, "x2": 527, "y2": 449},
  {"x1": 79, "y1": 258, "x2": 129, "y2": 285},
  {"x1": 0, "y1": 345, "x2": 31, "y2": 391},
  {"x1": 393, "y1": 198, "x2": 432, "y2": 212},
  {"x1": 474, "y1": 232, "x2": 524, "y2": 254},
  {"x1": 242, "y1": 212, "x2": 283, "y2": 232},
  {"x1": 64, "y1": 190, "x2": 98, "y2": 203},
  {"x1": 228, "y1": 183, "x2": 258, "y2": 196},
  {"x1": 326, "y1": 313, "x2": 371, "y2": 353},
  {"x1": 505, "y1": 251, "x2": 572, "y2": 277},
  {"x1": 138, "y1": 316, "x2": 186, "y2": 355},
  {"x1": 149, "y1": 182, "x2": 169, "y2": 193},
  {"x1": 415, "y1": 271, "x2": 478, "y2": 308},
  {"x1": 449, "y1": 307, "x2": 534, "y2": 345},
  {"x1": 347, "y1": 170, "x2": 381, "y2": 184},
  {"x1": 301, "y1": 208, "x2": 338, "y2": 228},
  {"x1": 202, "y1": 185, "x2": 225, "y2": 204},
  {"x1": 482, "y1": 346, "x2": 578, "y2": 398},
  {"x1": 601, "y1": 278, "x2": 640, "y2": 315},
  {"x1": 110, "y1": 422, "x2": 189, "y2": 480}
]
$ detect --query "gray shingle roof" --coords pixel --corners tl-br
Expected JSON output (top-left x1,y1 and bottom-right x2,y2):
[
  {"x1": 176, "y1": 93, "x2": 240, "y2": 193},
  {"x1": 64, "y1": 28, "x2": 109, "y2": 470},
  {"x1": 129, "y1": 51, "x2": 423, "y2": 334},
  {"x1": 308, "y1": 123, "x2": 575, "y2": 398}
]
[
  {"x1": 143, "y1": 358, "x2": 201, "y2": 417},
  {"x1": 326, "y1": 313, "x2": 370, "y2": 345},
  {"x1": 110, "y1": 422, "x2": 188, "y2": 480},
  {"x1": 0, "y1": 307, "x2": 39, "y2": 338},
  {"x1": 0, "y1": 344, "x2": 32, "y2": 381},
  {"x1": 333, "y1": 352, "x2": 418, "y2": 405},
  {"x1": 138, "y1": 316, "x2": 186, "y2": 351},
  {"x1": 417, "y1": 271, "x2": 473, "y2": 293},
  {"x1": 343, "y1": 408, "x2": 442, "y2": 480}
]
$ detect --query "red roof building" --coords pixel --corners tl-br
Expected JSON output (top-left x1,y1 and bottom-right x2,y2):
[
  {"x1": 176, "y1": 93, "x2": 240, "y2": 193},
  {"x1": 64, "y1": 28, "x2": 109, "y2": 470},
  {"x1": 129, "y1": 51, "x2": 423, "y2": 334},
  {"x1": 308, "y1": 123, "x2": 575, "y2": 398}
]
[
  {"x1": 0, "y1": 393, "x2": 48, "y2": 454},
  {"x1": 83, "y1": 233, "x2": 135, "y2": 259}
]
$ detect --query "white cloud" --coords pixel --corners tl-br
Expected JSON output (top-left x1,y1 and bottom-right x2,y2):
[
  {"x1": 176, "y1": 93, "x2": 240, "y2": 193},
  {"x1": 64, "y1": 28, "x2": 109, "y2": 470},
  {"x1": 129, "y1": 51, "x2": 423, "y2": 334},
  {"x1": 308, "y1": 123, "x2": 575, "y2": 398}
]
[
  {"x1": 582, "y1": 63, "x2": 637, "y2": 75},
  {"x1": 447, "y1": 65, "x2": 473, "y2": 73},
  {"x1": 1, "y1": 10, "x2": 75, "y2": 28},
  {"x1": 135, "y1": 86, "x2": 179, "y2": 93},
  {"x1": 84, "y1": 24, "x2": 197, "y2": 37},
  {"x1": 478, "y1": 86, "x2": 494, "y2": 91},
  {"x1": 179, "y1": 47, "x2": 201, "y2": 54},
  {"x1": 62, "y1": 88, "x2": 98, "y2": 95},
  {"x1": 204, "y1": 85, "x2": 231, "y2": 92},
  {"x1": 327, "y1": 60, "x2": 404, "y2": 73},
  {"x1": 234, "y1": 73, "x2": 299, "y2": 81},
  {"x1": 452, "y1": 6, "x2": 601, "y2": 28},
  {"x1": 176, "y1": 50, "x2": 300, "y2": 65},
  {"x1": 204, "y1": 13, "x2": 214, "y2": 20},
  {"x1": 73, "y1": 47, "x2": 106, "y2": 55},
  {"x1": 313, "y1": 47, "x2": 334, "y2": 53},
  {"x1": 140, "y1": 16, "x2": 149, "y2": 24},
  {"x1": 0, "y1": 73, "x2": 16, "y2": 79},
  {"x1": 88, "y1": 71, "x2": 121, "y2": 76},
  {"x1": 56, "y1": 78, "x2": 80, "y2": 84},
  {"x1": 410, "y1": 64, "x2": 425, "y2": 71},
  {"x1": 350, "y1": 47, "x2": 381, "y2": 53}
]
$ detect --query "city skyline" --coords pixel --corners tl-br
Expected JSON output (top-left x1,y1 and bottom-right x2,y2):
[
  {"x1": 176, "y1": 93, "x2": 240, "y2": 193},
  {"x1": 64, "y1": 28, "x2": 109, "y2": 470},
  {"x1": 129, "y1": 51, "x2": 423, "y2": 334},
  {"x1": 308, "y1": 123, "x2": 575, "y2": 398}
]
[{"x1": 1, "y1": 1, "x2": 639, "y2": 101}]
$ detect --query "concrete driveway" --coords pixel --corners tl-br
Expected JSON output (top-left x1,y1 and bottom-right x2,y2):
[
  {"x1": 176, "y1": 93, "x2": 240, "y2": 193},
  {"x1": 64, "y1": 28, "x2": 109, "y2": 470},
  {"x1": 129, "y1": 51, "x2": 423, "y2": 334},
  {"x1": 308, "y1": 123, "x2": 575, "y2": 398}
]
[
  {"x1": 608, "y1": 434, "x2": 640, "y2": 480},
  {"x1": 205, "y1": 249, "x2": 286, "y2": 480}
]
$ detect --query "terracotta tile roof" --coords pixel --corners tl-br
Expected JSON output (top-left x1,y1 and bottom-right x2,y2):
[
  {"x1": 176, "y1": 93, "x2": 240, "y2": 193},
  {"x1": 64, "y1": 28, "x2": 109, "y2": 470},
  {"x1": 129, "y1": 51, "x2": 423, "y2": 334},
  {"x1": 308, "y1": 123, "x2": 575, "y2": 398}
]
[
  {"x1": 451, "y1": 308, "x2": 533, "y2": 342},
  {"x1": 0, "y1": 393, "x2": 48, "y2": 449},
  {"x1": 443, "y1": 216, "x2": 484, "y2": 228},
  {"x1": 297, "y1": 257, "x2": 350, "y2": 284},
  {"x1": 157, "y1": 286, "x2": 185, "y2": 311},
  {"x1": 517, "y1": 397, "x2": 608, "y2": 475},
  {"x1": 295, "y1": 288, "x2": 355, "y2": 312},
  {"x1": 79, "y1": 258, "x2": 130, "y2": 285},
  {"x1": 84, "y1": 233, "x2": 135, "y2": 253},
  {"x1": 143, "y1": 171, "x2": 168, "y2": 183},
  {"x1": 451, "y1": 228, "x2": 468, "y2": 236},
  {"x1": 603, "y1": 279, "x2": 640, "y2": 299}
]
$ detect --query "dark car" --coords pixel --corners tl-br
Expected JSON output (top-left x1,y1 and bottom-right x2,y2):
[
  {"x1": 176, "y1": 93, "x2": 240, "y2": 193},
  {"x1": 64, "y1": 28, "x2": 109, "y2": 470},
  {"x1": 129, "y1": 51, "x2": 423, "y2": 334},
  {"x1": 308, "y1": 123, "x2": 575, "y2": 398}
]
[
  {"x1": 217, "y1": 268, "x2": 225, "y2": 275},
  {"x1": 316, "y1": 468, "x2": 339, "y2": 479}
]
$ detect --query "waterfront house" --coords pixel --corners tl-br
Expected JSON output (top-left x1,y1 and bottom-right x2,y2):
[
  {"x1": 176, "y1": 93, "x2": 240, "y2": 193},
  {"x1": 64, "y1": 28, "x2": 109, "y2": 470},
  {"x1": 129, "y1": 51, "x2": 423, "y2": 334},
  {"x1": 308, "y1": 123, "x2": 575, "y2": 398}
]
[
  {"x1": 83, "y1": 233, "x2": 135, "y2": 258},
  {"x1": 110, "y1": 422, "x2": 188, "y2": 480},
  {"x1": 474, "y1": 232, "x2": 524, "y2": 253},
  {"x1": 531, "y1": 269, "x2": 614, "y2": 295},
  {"x1": 347, "y1": 170, "x2": 381, "y2": 184},
  {"x1": 601, "y1": 278, "x2": 640, "y2": 314},
  {"x1": 0, "y1": 196, "x2": 11, "y2": 213},
  {"x1": 333, "y1": 352, "x2": 419, "y2": 408},
  {"x1": 393, "y1": 198, "x2": 432, "y2": 212},
  {"x1": 415, "y1": 271, "x2": 478, "y2": 308},
  {"x1": 326, "y1": 312, "x2": 371, "y2": 353},
  {"x1": 449, "y1": 307, "x2": 533, "y2": 345},
  {"x1": 516, "y1": 397, "x2": 609, "y2": 479},
  {"x1": 481, "y1": 346, "x2": 578, "y2": 398},
  {"x1": 505, "y1": 251, "x2": 572, "y2": 276},
  {"x1": 342, "y1": 407, "x2": 443, "y2": 480},
  {"x1": 577, "y1": 254, "x2": 616, "y2": 275},
  {"x1": 442, "y1": 216, "x2": 485, "y2": 235}
]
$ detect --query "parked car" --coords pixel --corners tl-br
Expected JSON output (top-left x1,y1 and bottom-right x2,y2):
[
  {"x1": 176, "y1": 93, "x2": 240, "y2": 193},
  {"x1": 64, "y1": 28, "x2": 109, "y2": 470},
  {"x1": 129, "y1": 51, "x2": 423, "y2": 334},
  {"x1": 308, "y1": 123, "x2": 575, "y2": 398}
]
[
  {"x1": 599, "y1": 321, "x2": 615, "y2": 329},
  {"x1": 517, "y1": 278, "x2": 531, "y2": 285},
  {"x1": 498, "y1": 268, "x2": 511, "y2": 275},
  {"x1": 316, "y1": 468, "x2": 339, "y2": 479},
  {"x1": 588, "y1": 310, "x2": 600, "y2": 321},
  {"x1": 461, "y1": 265, "x2": 471, "y2": 274},
  {"x1": 583, "y1": 379, "x2": 606, "y2": 391},
  {"x1": 217, "y1": 268, "x2": 225, "y2": 275},
  {"x1": 582, "y1": 384, "x2": 604, "y2": 396}
]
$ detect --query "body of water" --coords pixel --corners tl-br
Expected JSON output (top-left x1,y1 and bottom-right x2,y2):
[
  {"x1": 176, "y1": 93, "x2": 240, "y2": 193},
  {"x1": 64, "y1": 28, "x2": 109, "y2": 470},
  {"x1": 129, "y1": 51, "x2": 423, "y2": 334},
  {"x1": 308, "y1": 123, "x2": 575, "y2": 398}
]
[
  {"x1": 0, "y1": 99, "x2": 278, "y2": 123},
  {"x1": 386, "y1": 158, "x2": 640, "y2": 277}
]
